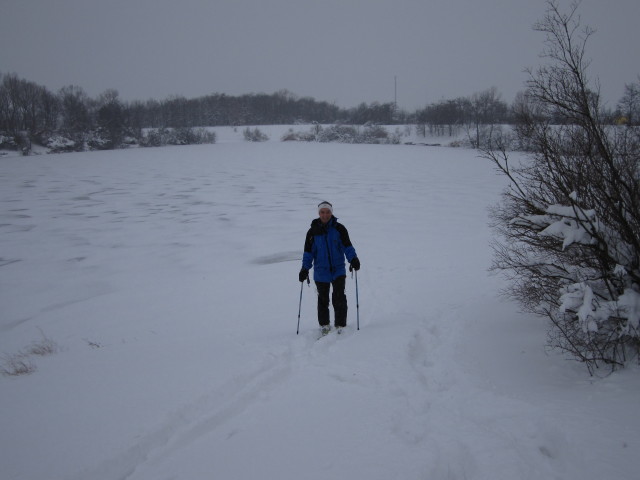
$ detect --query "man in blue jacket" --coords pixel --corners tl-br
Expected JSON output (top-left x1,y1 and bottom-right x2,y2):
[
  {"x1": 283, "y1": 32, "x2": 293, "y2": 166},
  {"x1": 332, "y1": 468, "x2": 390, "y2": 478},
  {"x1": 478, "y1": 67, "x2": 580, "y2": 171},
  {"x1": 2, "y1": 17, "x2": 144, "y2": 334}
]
[{"x1": 299, "y1": 201, "x2": 360, "y2": 334}]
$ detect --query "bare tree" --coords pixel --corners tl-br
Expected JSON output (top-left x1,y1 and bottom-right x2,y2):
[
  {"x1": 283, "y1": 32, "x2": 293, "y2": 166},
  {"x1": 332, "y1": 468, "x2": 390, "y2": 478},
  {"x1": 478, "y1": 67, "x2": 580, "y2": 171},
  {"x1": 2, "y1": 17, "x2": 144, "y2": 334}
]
[
  {"x1": 483, "y1": 1, "x2": 640, "y2": 374},
  {"x1": 95, "y1": 89, "x2": 125, "y2": 149},
  {"x1": 0, "y1": 73, "x2": 33, "y2": 134},
  {"x1": 617, "y1": 78, "x2": 640, "y2": 126},
  {"x1": 467, "y1": 87, "x2": 508, "y2": 148},
  {"x1": 59, "y1": 85, "x2": 91, "y2": 133},
  {"x1": 417, "y1": 98, "x2": 466, "y2": 137}
]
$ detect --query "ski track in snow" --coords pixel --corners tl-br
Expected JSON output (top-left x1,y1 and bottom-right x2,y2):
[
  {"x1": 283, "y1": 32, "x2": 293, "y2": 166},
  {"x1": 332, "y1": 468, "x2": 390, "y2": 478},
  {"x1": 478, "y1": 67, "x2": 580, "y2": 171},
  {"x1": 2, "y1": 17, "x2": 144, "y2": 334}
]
[
  {"x1": 68, "y1": 348, "x2": 296, "y2": 480},
  {"x1": 1, "y1": 137, "x2": 639, "y2": 480}
]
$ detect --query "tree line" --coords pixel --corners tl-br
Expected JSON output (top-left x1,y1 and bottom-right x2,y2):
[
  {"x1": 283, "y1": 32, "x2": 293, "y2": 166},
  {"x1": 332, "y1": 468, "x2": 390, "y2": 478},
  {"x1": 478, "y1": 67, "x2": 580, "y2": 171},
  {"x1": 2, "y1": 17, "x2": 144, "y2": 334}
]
[
  {"x1": 0, "y1": 75, "x2": 404, "y2": 153},
  {"x1": 1, "y1": 64, "x2": 638, "y2": 154}
]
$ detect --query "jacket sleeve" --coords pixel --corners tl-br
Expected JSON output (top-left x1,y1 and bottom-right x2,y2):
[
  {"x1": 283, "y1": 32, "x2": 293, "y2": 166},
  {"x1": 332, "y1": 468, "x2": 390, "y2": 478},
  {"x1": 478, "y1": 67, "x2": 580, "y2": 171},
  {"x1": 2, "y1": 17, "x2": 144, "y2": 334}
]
[
  {"x1": 302, "y1": 229, "x2": 314, "y2": 270},
  {"x1": 336, "y1": 223, "x2": 357, "y2": 262}
]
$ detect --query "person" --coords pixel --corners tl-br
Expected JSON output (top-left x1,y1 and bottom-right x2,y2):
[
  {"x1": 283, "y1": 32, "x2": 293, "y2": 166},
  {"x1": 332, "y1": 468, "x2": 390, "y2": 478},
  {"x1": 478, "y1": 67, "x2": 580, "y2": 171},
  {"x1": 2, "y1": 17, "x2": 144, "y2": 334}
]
[{"x1": 299, "y1": 201, "x2": 360, "y2": 334}]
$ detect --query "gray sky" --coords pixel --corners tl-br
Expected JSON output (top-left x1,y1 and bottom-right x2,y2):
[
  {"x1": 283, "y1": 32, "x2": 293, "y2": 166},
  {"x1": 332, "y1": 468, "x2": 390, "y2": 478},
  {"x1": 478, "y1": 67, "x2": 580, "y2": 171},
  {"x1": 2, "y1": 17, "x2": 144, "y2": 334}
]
[{"x1": 1, "y1": 0, "x2": 638, "y2": 110}]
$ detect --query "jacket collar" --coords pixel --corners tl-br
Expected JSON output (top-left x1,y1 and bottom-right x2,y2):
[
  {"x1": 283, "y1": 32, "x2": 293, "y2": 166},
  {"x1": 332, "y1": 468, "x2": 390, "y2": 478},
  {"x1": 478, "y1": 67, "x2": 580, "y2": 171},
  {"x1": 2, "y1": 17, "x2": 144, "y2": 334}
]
[
  {"x1": 311, "y1": 215, "x2": 337, "y2": 227},
  {"x1": 310, "y1": 215, "x2": 337, "y2": 234}
]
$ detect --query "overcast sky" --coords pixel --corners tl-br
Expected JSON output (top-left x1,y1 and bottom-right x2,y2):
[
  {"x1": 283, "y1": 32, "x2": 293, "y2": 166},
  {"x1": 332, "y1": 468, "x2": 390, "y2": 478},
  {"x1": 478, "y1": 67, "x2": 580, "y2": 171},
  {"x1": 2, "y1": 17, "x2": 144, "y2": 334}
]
[{"x1": 1, "y1": 0, "x2": 638, "y2": 110}]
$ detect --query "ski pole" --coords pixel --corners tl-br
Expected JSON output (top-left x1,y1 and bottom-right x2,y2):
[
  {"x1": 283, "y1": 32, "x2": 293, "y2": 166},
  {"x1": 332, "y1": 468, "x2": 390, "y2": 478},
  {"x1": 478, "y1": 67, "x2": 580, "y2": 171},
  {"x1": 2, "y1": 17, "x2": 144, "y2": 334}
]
[
  {"x1": 355, "y1": 269, "x2": 360, "y2": 330},
  {"x1": 296, "y1": 277, "x2": 309, "y2": 334},
  {"x1": 297, "y1": 280, "x2": 304, "y2": 334}
]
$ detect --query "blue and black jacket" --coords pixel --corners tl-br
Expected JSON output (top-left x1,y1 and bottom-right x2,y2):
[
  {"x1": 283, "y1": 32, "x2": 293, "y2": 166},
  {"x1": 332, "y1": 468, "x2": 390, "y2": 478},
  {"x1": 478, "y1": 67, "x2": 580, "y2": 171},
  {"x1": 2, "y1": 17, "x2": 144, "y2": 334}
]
[{"x1": 302, "y1": 216, "x2": 357, "y2": 283}]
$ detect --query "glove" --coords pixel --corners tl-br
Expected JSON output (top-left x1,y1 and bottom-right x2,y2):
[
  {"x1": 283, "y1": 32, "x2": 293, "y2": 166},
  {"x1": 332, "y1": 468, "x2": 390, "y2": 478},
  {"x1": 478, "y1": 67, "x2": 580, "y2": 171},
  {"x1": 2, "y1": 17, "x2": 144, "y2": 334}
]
[
  {"x1": 349, "y1": 257, "x2": 360, "y2": 271},
  {"x1": 299, "y1": 268, "x2": 309, "y2": 282}
]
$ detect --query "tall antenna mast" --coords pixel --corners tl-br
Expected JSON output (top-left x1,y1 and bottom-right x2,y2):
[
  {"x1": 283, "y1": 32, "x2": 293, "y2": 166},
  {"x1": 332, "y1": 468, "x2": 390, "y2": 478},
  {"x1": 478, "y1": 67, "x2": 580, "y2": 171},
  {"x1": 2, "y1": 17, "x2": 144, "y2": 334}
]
[{"x1": 394, "y1": 76, "x2": 397, "y2": 110}]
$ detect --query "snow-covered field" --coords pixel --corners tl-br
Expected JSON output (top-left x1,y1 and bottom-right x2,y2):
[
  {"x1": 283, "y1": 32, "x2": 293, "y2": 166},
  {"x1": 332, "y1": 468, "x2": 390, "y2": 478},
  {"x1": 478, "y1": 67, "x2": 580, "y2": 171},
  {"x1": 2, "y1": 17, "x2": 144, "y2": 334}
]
[{"x1": 1, "y1": 129, "x2": 639, "y2": 480}]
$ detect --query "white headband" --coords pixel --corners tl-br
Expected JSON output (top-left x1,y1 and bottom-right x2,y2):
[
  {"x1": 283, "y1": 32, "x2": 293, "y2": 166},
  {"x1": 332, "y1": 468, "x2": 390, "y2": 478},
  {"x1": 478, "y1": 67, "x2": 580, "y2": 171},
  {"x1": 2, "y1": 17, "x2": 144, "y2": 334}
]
[{"x1": 318, "y1": 201, "x2": 333, "y2": 213}]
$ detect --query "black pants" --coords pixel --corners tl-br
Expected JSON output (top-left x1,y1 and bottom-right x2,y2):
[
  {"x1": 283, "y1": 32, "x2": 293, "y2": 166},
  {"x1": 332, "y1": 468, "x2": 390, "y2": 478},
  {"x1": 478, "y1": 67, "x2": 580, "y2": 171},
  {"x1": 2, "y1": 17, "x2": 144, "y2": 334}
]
[{"x1": 316, "y1": 275, "x2": 347, "y2": 328}]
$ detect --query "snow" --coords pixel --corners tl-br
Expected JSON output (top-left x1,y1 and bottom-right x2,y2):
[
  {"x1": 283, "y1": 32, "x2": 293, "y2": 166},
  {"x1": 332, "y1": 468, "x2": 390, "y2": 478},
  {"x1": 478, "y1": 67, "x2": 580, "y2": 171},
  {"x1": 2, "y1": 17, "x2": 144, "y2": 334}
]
[
  {"x1": 619, "y1": 290, "x2": 640, "y2": 330},
  {"x1": 519, "y1": 203, "x2": 599, "y2": 251},
  {"x1": 1, "y1": 129, "x2": 639, "y2": 480},
  {"x1": 561, "y1": 281, "x2": 640, "y2": 335}
]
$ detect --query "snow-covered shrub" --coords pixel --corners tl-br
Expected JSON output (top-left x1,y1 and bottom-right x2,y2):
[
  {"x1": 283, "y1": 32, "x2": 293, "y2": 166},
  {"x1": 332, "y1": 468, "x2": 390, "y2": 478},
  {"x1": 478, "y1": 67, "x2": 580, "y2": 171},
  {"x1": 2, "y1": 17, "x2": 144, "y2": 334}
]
[
  {"x1": 44, "y1": 134, "x2": 77, "y2": 153},
  {"x1": 0, "y1": 133, "x2": 19, "y2": 151},
  {"x1": 243, "y1": 127, "x2": 269, "y2": 142},
  {"x1": 122, "y1": 136, "x2": 138, "y2": 147},
  {"x1": 173, "y1": 127, "x2": 207, "y2": 145},
  {"x1": 141, "y1": 127, "x2": 170, "y2": 147},
  {"x1": 87, "y1": 128, "x2": 112, "y2": 150},
  {"x1": 199, "y1": 128, "x2": 217, "y2": 144},
  {"x1": 317, "y1": 125, "x2": 359, "y2": 143},
  {"x1": 484, "y1": 3, "x2": 640, "y2": 373},
  {"x1": 281, "y1": 128, "x2": 316, "y2": 142},
  {"x1": 140, "y1": 127, "x2": 216, "y2": 147},
  {"x1": 281, "y1": 124, "x2": 401, "y2": 144}
]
